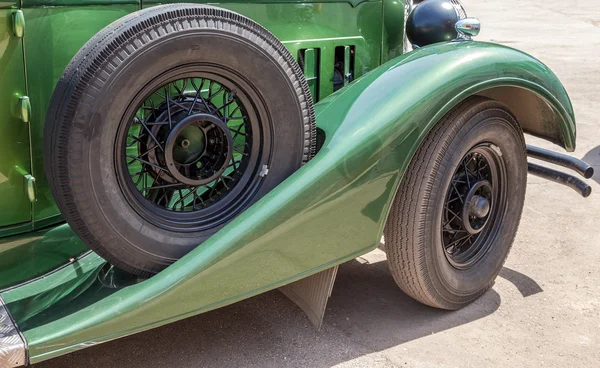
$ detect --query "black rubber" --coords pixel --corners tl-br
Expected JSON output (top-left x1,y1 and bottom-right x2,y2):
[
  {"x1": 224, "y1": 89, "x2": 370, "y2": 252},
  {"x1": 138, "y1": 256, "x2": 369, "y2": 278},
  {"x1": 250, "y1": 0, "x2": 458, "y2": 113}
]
[
  {"x1": 44, "y1": 5, "x2": 316, "y2": 276},
  {"x1": 384, "y1": 97, "x2": 527, "y2": 310}
]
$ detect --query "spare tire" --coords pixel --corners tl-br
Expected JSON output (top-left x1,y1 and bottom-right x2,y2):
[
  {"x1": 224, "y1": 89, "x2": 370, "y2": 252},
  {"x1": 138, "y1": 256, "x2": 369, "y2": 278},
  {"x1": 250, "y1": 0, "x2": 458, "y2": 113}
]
[{"x1": 44, "y1": 5, "x2": 316, "y2": 276}]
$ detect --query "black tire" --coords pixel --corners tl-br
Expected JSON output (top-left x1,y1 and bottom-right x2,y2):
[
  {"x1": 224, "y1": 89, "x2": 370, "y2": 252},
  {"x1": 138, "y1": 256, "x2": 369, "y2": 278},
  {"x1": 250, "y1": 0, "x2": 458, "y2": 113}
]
[
  {"x1": 44, "y1": 5, "x2": 316, "y2": 276},
  {"x1": 384, "y1": 97, "x2": 527, "y2": 310}
]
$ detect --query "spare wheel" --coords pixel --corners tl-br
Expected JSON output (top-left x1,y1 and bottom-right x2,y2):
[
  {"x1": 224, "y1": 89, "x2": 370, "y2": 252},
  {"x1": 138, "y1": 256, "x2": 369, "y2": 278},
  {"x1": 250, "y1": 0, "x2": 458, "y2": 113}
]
[{"x1": 44, "y1": 5, "x2": 316, "y2": 276}]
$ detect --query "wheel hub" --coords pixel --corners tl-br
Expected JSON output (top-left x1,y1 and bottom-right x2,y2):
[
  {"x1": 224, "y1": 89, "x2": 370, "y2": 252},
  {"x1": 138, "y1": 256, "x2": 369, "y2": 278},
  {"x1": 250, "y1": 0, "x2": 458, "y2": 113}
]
[
  {"x1": 120, "y1": 73, "x2": 264, "y2": 229},
  {"x1": 461, "y1": 180, "x2": 492, "y2": 234},
  {"x1": 441, "y1": 146, "x2": 505, "y2": 269},
  {"x1": 173, "y1": 124, "x2": 205, "y2": 164},
  {"x1": 164, "y1": 113, "x2": 233, "y2": 186}
]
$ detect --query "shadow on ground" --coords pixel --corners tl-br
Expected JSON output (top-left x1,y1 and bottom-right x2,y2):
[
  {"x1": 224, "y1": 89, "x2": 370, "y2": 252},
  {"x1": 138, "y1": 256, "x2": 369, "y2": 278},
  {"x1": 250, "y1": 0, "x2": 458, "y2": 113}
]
[{"x1": 33, "y1": 259, "x2": 540, "y2": 368}]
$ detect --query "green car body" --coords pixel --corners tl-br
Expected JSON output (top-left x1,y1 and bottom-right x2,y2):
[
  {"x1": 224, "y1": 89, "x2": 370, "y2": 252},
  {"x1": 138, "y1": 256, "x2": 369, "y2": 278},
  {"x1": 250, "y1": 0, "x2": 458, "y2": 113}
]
[{"x1": 0, "y1": 0, "x2": 576, "y2": 365}]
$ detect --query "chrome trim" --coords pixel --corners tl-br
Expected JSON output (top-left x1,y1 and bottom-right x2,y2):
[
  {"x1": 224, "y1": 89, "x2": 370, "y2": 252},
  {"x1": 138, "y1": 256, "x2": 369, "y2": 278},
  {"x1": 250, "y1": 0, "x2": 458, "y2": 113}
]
[
  {"x1": 0, "y1": 297, "x2": 26, "y2": 368},
  {"x1": 455, "y1": 18, "x2": 482, "y2": 40}
]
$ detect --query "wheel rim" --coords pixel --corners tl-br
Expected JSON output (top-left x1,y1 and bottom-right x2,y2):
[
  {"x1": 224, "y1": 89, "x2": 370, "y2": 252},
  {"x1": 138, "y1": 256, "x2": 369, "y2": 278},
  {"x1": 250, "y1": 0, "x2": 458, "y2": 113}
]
[
  {"x1": 441, "y1": 144, "x2": 507, "y2": 269},
  {"x1": 116, "y1": 67, "x2": 271, "y2": 232}
]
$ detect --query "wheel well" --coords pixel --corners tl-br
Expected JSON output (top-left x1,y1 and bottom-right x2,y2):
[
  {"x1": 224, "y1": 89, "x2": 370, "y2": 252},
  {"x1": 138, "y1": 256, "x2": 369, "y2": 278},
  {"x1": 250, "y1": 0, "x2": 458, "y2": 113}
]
[{"x1": 476, "y1": 86, "x2": 568, "y2": 149}]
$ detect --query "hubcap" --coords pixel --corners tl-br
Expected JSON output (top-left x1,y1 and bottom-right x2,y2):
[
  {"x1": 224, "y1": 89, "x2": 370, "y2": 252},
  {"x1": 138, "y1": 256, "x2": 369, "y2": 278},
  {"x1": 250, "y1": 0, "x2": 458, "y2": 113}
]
[
  {"x1": 164, "y1": 113, "x2": 232, "y2": 186},
  {"x1": 441, "y1": 144, "x2": 506, "y2": 269},
  {"x1": 461, "y1": 180, "x2": 492, "y2": 234}
]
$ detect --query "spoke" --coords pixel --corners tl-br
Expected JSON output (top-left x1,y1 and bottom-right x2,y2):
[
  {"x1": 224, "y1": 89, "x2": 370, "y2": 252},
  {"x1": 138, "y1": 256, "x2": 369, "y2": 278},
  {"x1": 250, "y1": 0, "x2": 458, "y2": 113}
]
[
  {"x1": 446, "y1": 196, "x2": 461, "y2": 205},
  {"x1": 189, "y1": 78, "x2": 211, "y2": 114},
  {"x1": 134, "y1": 116, "x2": 164, "y2": 152},
  {"x1": 442, "y1": 228, "x2": 467, "y2": 233},
  {"x1": 221, "y1": 91, "x2": 237, "y2": 123},
  {"x1": 141, "y1": 182, "x2": 184, "y2": 193},
  {"x1": 126, "y1": 133, "x2": 145, "y2": 147},
  {"x1": 455, "y1": 233, "x2": 474, "y2": 253},
  {"x1": 192, "y1": 191, "x2": 205, "y2": 210},
  {"x1": 172, "y1": 186, "x2": 202, "y2": 208},
  {"x1": 463, "y1": 159, "x2": 471, "y2": 188},
  {"x1": 233, "y1": 142, "x2": 248, "y2": 151},
  {"x1": 127, "y1": 155, "x2": 168, "y2": 173},
  {"x1": 450, "y1": 181, "x2": 464, "y2": 204},
  {"x1": 155, "y1": 189, "x2": 172, "y2": 207},
  {"x1": 165, "y1": 87, "x2": 173, "y2": 130},
  {"x1": 171, "y1": 80, "x2": 185, "y2": 99},
  {"x1": 213, "y1": 99, "x2": 236, "y2": 119},
  {"x1": 155, "y1": 91, "x2": 190, "y2": 111},
  {"x1": 445, "y1": 233, "x2": 473, "y2": 250},
  {"x1": 476, "y1": 160, "x2": 489, "y2": 180},
  {"x1": 227, "y1": 159, "x2": 241, "y2": 172},
  {"x1": 142, "y1": 121, "x2": 171, "y2": 126},
  {"x1": 131, "y1": 170, "x2": 146, "y2": 185},
  {"x1": 221, "y1": 177, "x2": 230, "y2": 190},
  {"x1": 138, "y1": 143, "x2": 159, "y2": 158},
  {"x1": 208, "y1": 179, "x2": 219, "y2": 199},
  {"x1": 206, "y1": 80, "x2": 225, "y2": 104},
  {"x1": 176, "y1": 189, "x2": 185, "y2": 211},
  {"x1": 443, "y1": 205, "x2": 462, "y2": 228},
  {"x1": 232, "y1": 147, "x2": 249, "y2": 156},
  {"x1": 227, "y1": 105, "x2": 241, "y2": 119},
  {"x1": 230, "y1": 125, "x2": 247, "y2": 141},
  {"x1": 140, "y1": 98, "x2": 158, "y2": 119}
]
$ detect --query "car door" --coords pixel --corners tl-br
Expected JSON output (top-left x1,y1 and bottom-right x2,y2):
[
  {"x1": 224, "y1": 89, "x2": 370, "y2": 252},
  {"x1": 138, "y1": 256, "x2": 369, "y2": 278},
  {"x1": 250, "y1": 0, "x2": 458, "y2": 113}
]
[{"x1": 0, "y1": 7, "x2": 33, "y2": 231}]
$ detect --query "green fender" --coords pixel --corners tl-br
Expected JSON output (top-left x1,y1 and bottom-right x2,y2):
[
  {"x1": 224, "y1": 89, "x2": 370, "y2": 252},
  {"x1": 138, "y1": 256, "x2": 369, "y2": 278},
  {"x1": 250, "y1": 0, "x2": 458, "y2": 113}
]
[{"x1": 1, "y1": 41, "x2": 576, "y2": 362}]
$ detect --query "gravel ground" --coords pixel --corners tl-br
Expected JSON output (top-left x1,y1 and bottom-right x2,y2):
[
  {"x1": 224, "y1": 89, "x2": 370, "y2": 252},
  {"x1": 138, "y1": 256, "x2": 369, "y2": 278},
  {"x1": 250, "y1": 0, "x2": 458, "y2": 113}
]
[{"x1": 34, "y1": 0, "x2": 600, "y2": 367}]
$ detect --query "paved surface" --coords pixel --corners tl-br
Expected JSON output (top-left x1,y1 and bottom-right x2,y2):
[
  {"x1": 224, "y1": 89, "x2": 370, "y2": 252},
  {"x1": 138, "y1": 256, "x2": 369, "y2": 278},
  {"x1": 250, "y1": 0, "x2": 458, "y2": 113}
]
[{"x1": 35, "y1": 1, "x2": 599, "y2": 367}]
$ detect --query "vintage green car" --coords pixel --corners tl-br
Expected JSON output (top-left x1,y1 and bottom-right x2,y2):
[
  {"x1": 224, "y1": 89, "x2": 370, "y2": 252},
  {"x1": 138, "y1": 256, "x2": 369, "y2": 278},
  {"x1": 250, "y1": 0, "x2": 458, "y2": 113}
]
[{"x1": 0, "y1": 0, "x2": 594, "y2": 366}]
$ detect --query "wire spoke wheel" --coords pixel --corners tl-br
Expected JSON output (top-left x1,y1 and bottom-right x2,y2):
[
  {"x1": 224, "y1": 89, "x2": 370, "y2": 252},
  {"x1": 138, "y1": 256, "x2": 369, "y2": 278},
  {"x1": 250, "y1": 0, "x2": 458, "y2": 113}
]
[
  {"x1": 44, "y1": 4, "x2": 316, "y2": 276},
  {"x1": 441, "y1": 145, "x2": 507, "y2": 269},
  {"x1": 384, "y1": 97, "x2": 526, "y2": 310},
  {"x1": 117, "y1": 70, "x2": 269, "y2": 231}
]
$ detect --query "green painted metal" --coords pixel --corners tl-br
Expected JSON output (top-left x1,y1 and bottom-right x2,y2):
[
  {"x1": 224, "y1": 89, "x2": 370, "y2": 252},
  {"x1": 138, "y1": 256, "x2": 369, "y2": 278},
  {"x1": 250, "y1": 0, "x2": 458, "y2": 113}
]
[
  {"x1": 382, "y1": 0, "x2": 407, "y2": 61},
  {"x1": 13, "y1": 166, "x2": 35, "y2": 203},
  {"x1": 0, "y1": 223, "x2": 89, "y2": 290},
  {"x1": 19, "y1": 0, "x2": 384, "y2": 231},
  {"x1": 1, "y1": 41, "x2": 576, "y2": 363},
  {"x1": 0, "y1": 9, "x2": 31, "y2": 229},
  {"x1": 186, "y1": 2, "x2": 384, "y2": 97},
  {"x1": 22, "y1": 6, "x2": 141, "y2": 224},
  {"x1": 22, "y1": 0, "x2": 376, "y2": 7},
  {"x1": 302, "y1": 48, "x2": 319, "y2": 100}
]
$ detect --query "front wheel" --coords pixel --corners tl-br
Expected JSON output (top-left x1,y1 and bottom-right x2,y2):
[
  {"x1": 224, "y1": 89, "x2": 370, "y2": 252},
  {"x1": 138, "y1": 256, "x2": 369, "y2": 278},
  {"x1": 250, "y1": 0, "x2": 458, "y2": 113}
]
[{"x1": 384, "y1": 97, "x2": 527, "y2": 310}]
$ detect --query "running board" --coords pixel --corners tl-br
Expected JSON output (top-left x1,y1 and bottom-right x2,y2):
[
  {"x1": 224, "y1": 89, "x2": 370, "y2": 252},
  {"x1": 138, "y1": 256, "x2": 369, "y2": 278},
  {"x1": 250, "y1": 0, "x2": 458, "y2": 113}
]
[{"x1": 0, "y1": 297, "x2": 27, "y2": 368}]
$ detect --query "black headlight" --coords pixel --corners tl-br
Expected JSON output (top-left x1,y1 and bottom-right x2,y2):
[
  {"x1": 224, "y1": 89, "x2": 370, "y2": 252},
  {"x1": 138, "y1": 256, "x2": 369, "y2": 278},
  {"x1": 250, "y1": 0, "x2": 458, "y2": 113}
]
[{"x1": 406, "y1": 0, "x2": 467, "y2": 47}]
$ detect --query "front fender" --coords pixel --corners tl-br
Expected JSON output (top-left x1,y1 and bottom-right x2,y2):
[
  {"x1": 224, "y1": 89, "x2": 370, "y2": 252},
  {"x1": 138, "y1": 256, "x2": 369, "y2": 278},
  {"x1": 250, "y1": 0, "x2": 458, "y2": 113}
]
[{"x1": 317, "y1": 41, "x2": 576, "y2": 155}]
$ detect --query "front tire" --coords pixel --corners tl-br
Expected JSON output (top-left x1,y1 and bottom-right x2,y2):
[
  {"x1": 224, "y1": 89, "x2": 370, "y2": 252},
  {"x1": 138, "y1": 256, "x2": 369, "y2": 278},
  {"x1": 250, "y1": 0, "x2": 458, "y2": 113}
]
[
  {"x1": 384, "y1": 97, "x2": 527, "y2": 310},
  {"x1": 44, "y1": 5, "x2": 316, "y2": 276}
]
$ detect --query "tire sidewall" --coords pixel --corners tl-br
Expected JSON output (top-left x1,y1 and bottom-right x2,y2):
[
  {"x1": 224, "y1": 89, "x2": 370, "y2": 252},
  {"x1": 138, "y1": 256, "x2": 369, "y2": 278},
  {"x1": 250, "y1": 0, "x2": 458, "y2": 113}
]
[
  {"x1": 73, "y1": 27, "x2": 305, "y2": 262},
  {"x1": 426, "y1": 108, "x2": 526, "y2": 301}
]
